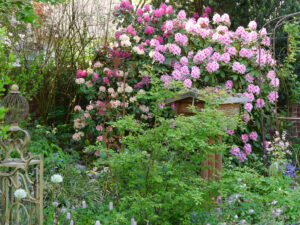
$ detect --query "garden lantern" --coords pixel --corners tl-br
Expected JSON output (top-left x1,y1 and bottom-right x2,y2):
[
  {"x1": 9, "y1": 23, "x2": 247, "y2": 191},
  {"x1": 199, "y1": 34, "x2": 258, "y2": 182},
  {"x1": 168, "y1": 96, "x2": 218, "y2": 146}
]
[
  {"x1": 0, "y1": 85, "x2": 44, "y2": 225},
  {"x1": 166, "y1": 87, "x2": 247, "y2": 181}
]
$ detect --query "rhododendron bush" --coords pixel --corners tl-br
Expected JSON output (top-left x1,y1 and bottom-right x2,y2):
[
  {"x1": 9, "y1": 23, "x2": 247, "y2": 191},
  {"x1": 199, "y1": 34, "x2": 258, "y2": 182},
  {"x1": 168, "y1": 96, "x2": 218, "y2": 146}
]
[{"x1": 73, "y1": 0, "x2": 279, "y2": 162}]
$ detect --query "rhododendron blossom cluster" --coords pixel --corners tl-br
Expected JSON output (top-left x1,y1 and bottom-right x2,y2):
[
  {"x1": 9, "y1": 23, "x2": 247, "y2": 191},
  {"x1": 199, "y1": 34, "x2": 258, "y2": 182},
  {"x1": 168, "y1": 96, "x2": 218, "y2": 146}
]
[{"x1": 73, "y1": 1, "x2": 279, "y2": 162}]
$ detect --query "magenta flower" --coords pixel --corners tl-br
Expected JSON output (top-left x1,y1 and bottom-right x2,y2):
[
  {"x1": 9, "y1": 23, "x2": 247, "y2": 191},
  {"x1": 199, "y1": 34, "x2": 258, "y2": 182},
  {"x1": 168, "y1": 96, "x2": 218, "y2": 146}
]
[
  {"x1": 137, "y1": 17, "x2": 143, "y2": 23},
  {"x1": 143, "y1": 4, "x2": 150, "y2": 11},
  {"x1": 166, "y1": 5, "x2": 173, "y2": 14},
  {"x1": 137, "y1": 8, "x2": 143, "y2": 15},
  {"x1": 103, "y1": 77, "x2": 109, "y2": 84},
  {"x1": 92, "y1": 73, "x2": 99, "y2": 82},
  {"x1": 145, "y1": 26, "x2": 155, "y2": 34}
]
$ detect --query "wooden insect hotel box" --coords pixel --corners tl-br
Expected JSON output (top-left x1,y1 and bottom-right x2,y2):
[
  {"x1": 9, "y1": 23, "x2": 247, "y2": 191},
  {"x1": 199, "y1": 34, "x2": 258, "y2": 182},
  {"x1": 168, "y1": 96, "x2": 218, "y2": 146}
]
[{"x1": 166, "y1": 87, "x2": 248, "y2": 181}]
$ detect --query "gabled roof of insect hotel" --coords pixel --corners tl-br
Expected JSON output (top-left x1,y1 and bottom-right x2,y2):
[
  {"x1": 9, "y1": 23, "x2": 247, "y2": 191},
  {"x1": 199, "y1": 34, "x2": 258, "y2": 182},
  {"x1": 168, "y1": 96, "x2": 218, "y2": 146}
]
[{"x1": 165, "y1": 87, "x2": 248, "y2": 105}]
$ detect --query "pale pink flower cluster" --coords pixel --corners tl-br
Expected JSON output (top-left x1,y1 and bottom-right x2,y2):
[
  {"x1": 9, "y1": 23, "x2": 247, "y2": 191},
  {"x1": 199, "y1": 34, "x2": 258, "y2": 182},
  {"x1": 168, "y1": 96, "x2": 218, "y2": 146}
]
[
  {"x1": 232, "y1": 62, "x2": 246, "y2": 74},
  {"x1": 267, "y1": 91, "x2": 278, "y2": 103},
  {"x1": 74, "y1": 117, "x2": 86, "y2": 129},
  {"x1": 239, "y1": 48, "x2": 254, "y2": 58},
  {"x1": 255, "y1": 98, "x2": 265, "y2": 108},
  {"x1": 72, "y1": 132, "x2": 84, "y2": 141},
  {"x1": 167, "y1": 44, "x2": 181, "y2": 55},
  {"x1": 175, "y1": 33, "x2": 188, "y2": 46},
  {"x1": 225, "y1": 80, "x2": 233, "y2": 90},
  {"x1": 206, "y1": 61, "x2": 219, "y2": 73},
  {"x1": 247, "y1": 84, "x2": 260, "y2": 95}
]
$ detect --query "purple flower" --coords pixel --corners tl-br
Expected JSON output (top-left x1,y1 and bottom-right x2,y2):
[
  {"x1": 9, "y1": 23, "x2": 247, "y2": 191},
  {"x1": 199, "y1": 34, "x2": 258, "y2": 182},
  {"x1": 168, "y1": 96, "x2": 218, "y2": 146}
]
[
  {"x1": 67, "y1": 212, "x2": 71, "y2": 220},
  {"x1": 82, "y1": 200, "x2": 86, "y2": 209},
  {"x1": 243, "y1": 144, "x2": 252, "y2": 154},
  {"x1": 109, "y1": 202, "x2": 113, "y2": 210}
]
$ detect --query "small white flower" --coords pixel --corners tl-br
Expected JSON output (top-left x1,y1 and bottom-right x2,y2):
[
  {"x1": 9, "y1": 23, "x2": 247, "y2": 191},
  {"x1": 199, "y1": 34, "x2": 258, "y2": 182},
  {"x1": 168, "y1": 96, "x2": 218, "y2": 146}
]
[
  {"x1": 52, "y1": 201, "x2": 59, "y2": 207},
  {"x1": 119, "y1": 34, "x2": 130, "y2": 42},
  {"x1": 51, "y1": 174, "x2": 63, "y2": 183},
  {"x1": 14, "y1": 189, "x2": 27, "y2": 199},
  {"x1": 133, "y1": 36, "x2": 141, "y2": 43},
  {"x1": 125, "y1": 86, "x2": 133, "y2": 93},
  {"x1": 149, "y1": 51, "x2": 155, "y2": 58},
  {"x1": 234, "y1": 215, "x2": 238, "y2": 219},
  {"x1": 75, "y1": 78, "x2": 85, "y2": 84}
]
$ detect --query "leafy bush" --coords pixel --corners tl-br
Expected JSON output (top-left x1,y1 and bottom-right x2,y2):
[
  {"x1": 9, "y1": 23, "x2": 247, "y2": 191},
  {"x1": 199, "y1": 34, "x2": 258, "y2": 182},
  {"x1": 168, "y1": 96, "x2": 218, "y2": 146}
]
[{"x1": 90, "y1": 106, "x2": 232, "y2": 224}]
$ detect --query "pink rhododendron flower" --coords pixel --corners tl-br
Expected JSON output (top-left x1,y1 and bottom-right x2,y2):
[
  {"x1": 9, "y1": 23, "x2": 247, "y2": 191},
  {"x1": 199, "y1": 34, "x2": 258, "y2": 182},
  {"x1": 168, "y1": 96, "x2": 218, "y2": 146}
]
[
  {"x1": 168, "y1": 44, "x2": 181, "y2": 55},
  {"x1": 213, "y1": 13, "x2": 221, "y2": 23},
  {"x1": 76, "y1": 70, "x2": 87, "y2": 78},
  {"x1": 166, "y1": 5, "x2": 173, "y2": 14},
  {"x1": 243, "y1": 92, "x2": 255, "y2": 102},
  {"x1": 137, "y1": 17, "x2": 143, "y2": 23},
  {"x1": 137, "y1": 8, "x2": 143, "y2": 15},
  {"x1": 230, "y1": 147, "x2": 240, "y2": 156},
  {"x1": 153, "y1": 51, "x2": 165, "y2": 64},
  {"x1": 97, "y1": 136, "x2": 103, "y2": 141},
  {"x1": 243, "y1": 112, "x2": 250, "y2": 122},
  {"x1": 206, "y1": 61, "x2": 219, "y2": 73},
  {"x1": 267, "y1": 91, "x2": 278, "y2": 103},
  {"x1": 232, "y1": 62, "x2": 246, "y2": 74},
  {"x1": 248, "y1": 21, "x2": 257, "y2": 30},
  {"x1": 226, "y1": 46, "x2": 237, "y2": 56},
  {"x1": 183, "y1": 79, "x2": 192, "y2": 88},
  {"x1": 175, "y1": 33, "x2": 188, "y2": 46},
  {"x1": 191, "y1": 66, "x2": 200, "y2": 78},
  {"x1": 143, "y1": 4, "x2": 150, "y2": 11},
  {"x1": 96, "y1": 125, "x2": 103, "y2": 131},
  {"x1": 145, "y1": 26, "x2": 155, "y2": 34},
  {"x1": 172, "y1": 70, "x2": 181, "y2": 80},
  {"x1": 227, "y1": 129, "x2": 234, "y2": 135},
  {"x1": 205, "y1": 6, "x2": 212, "y2": 14},
  {"x1": 221, "y1": 14, "x2": 230, "y2": 23},
  {"x1": 243, "y1": 144, "x2": 252, "y2": 154},
  {"x1": 225, "y1": 80, "x2": 233, "y2": 90},
  {"x1": 244, "y1": 103, "x2": 253, "y2": 112},
  {"x1": 180, "y1": 66, "x2": 190, "y2": 75},
  {"x1": 267, "y1": 70, "x2": 276, "y2": 79},
  {"x1": 249, "y1": 131, "x2": 258, "y2": 141},
  {"x1": 180, "y1": 56, "x2": 189, "y2": 65},
  {"x1": 92, "y1": 73, "x2": 99, "y2": 82},
  {"x1": 220, "y1": 53, "x2": 230, "y2": 63},
  {"x1": 245, "y1": 73, "x2": 254, "y2": 83},
  {"x1": 255, "y1": 98, "x2": 265, "y2": 108},
  {"x1": 103, "y1": 77, "x2": 109, "y2": 84},
  {"x1": 241, "y1": 134, "x2": 249, "y2": 143},
  {"x1": 177, "y1": 10, "x2": 186, "y2": 20},
  {"x1": 270, "y1": 78, "x2": 279, "y2": 87}
]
